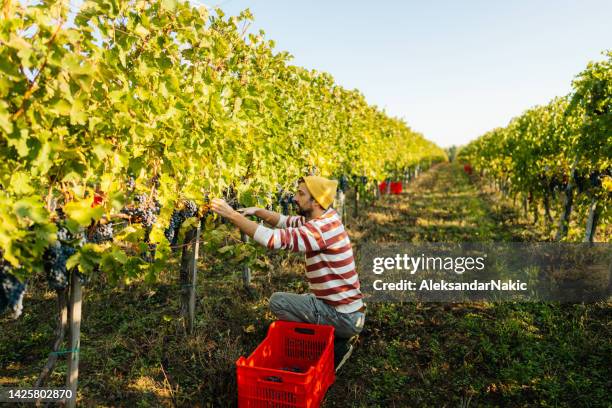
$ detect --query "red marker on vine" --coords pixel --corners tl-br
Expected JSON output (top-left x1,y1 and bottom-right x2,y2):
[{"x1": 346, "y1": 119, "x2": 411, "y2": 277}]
[{"x1": 92, "y1": 192, "x2": 104, "y2": 207}]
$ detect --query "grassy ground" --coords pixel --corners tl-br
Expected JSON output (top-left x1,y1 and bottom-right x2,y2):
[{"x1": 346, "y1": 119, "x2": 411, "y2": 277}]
[{"x1": 1, "y1": 163, "x2": 610, "y2": 407}]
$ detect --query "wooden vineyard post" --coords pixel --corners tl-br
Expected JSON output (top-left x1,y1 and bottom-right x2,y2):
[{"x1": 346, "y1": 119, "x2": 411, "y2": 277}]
[
  {"x1": 543, "y1": 191, "x2": 553, "y2": 224},
  {"x1": 35, "y1": 288, "x2": 69, "y2": 407},
  {"x1": 374, "y1": 179, "x2": 381, "y2": 200},
  {"x1": 35, "y1": 289, "x2": 68, "y2": 389},
  {"x1": 189, "y1": 223, "x2": 200, "y2": 332},
  {"x1": 370, "y1": 180, "x2": 377, "y2": 202},
  {"x1": 180, "y1": 226, "x2": 200, "y2": 334},
  {"x1": 353, "y1": 183, "x2": 359, "y2": 218},
  {"x1": 556, "y1": 159, "x2": 577, "y2": 241},
  {"x1": 66, "y1": 272, "x2": 82, "y2": 408},
  {"x1": 583, "y1": 197, "x2": 599, "y2": 243}
]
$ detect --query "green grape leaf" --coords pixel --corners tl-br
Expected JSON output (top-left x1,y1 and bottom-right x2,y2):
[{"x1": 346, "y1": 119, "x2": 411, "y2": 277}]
[{"x1": 64, "y1": 198, "x2": 104, "y2": 226}]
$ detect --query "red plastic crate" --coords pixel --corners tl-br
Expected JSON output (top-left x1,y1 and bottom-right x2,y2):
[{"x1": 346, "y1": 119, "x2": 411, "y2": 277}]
[
  {"x1": 391, "y1": 181, "x2": 403, "y2": 194},
  {"x1": 236, "y1": 321, "x2": 335, "y2": 407}
]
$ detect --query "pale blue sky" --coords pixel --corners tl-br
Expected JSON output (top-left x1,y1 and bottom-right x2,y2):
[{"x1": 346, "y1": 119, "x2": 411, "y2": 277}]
[{"x1": 201, "y1": 0, "x2": 611, "y2": 148}]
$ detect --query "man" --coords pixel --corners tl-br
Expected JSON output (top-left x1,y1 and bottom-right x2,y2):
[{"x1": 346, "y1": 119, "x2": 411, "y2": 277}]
[{"x1": 210, "y1": 176, "x2": 366, "y2": 372}]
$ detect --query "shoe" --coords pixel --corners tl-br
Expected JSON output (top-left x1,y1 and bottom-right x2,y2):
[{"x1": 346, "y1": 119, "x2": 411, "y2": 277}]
[{"x1": 334, "y1": 335, "x2": 358, "y2": 372}]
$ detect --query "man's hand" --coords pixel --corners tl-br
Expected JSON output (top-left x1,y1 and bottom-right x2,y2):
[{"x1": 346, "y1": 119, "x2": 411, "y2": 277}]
[
  {"x1": 237, "y1": 207, "x2": 260, "y2": 216},
  {"x1": 211, "y1": 198, "x2": 237, "y2": 219}
]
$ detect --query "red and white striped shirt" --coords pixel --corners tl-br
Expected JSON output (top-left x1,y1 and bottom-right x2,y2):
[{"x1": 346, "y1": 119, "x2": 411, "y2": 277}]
[{"x1": 253, "y1": 208, "x2": 364, "y2": 313}]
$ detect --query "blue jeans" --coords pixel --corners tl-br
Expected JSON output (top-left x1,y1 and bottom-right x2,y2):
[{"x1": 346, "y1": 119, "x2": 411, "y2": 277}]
[{"x1": 269, "y1": 292, "x2": 365, "y2": 339}]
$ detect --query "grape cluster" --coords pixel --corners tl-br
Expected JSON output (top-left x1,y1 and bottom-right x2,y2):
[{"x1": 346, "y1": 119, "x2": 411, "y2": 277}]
[
  {"x1": 280, "y1": 193, "x2": 295, "y2": 215},
  {"x1": 183, "y1": 200, "x2": 198, "y2": 217},
  {"x1": 165, "y1": 211, "x2": 184, "y2": 245},
  {"x1": 339, "y1": 174, "x2": 349, "y2": 193},
  {"x1": 573, "y1": 171, "x2": 604, "y2": 194},
  {"x1": 223, "y1": 186, "x2": 239, "y2": 210},
  {"x1": 274, "y1": 187, "x2": 296, "y2": 215},
  {"x1": 43, "y1": 241, "x2": 77, "y2": 290},
  {"x1": 90, "y1": 223, "x2": 114, "y2": 243},
  {"x1": 121, "y1": 193, "x2": 161, "y2": 229},
  {"x1": 41, "y1": 221, "x2": 88, "y2": 290},
  {"x1": 126, "y1": 176, "x2": 136, "y2": 191},
  {"x1": 55, "y1": 222, "x2": 87, "y2": 248},
  {"x1": 150, "y1": 175, "x2": 160, "y2": 189},
  {"x1": 0, "y1": 255, "x2": 27, "y2": 319},
  {"x1": 141, "y1": 243, "x2": 157, "y2": 263},
  {"x1": 56, "y1": 225, "x2": 72, "y2": 242},
  {"x1": 164, "y1": 200, "x2": 199, "y2": 247},
  {"x1": 547, "y1": 174, "x2": 568, "y2": 191},
  {"x1": 589, "y1": 172, "x2": 601, "y2": 188}
]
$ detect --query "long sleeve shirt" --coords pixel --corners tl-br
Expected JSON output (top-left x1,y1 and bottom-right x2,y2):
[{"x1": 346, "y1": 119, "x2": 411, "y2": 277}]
[{"x1": 253, "y1": 207, "x2": 364, "y2": 313}]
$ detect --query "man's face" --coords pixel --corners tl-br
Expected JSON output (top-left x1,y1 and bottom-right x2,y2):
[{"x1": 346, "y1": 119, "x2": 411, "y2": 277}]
[{"x1": 295, "y1": 182, "x2": 317, "y2": 217}]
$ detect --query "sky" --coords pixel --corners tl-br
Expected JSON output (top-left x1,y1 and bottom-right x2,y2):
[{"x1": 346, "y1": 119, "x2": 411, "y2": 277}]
[{"x1": 198, "y1": 0, "x2": 611, "y2": 148}]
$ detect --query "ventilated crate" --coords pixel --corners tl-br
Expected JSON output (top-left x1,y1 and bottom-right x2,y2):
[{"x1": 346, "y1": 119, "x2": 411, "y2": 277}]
[{"x1": 236, "y1": 321, "x2": 335, "y2": 407}]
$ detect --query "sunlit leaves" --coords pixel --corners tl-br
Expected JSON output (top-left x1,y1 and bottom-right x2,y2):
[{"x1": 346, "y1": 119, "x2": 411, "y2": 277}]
[{"x1": 0, "y1": 0, "x2": 445, "y2": 284}]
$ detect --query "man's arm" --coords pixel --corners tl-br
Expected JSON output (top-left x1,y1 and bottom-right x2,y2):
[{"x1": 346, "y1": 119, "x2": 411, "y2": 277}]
[
  {"x1": 245, "y1": 207, "x2": 281, "y2": 227},
  {"x1": 211, "y1": 199, "x2": 259, "y2": 238},
  {"x1": 211, "y1": 198, "x2": 324, "y2": 252}
]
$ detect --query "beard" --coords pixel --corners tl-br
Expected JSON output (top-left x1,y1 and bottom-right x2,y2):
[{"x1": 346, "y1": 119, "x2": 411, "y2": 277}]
[{"x1": 296, "y1": 204, "x2": 312, "y2": 218}]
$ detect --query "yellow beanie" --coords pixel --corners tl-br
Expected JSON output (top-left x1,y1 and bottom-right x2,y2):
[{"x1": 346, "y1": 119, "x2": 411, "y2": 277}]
[{"x1": 303, "y1": 176, "x2": 338, "y2": 210}]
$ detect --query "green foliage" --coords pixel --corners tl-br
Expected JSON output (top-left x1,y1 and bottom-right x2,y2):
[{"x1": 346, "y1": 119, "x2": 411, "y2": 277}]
[
  {"x1": 0, "y1": 0, "x2": 445, "y2": 285},
  {"x1": 458, "y1": 51, "x2": 611, "y2": 231}
]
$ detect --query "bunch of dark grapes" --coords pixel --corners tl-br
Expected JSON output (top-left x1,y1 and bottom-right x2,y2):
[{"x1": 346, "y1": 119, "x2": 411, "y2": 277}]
[
  {"x1": 283, "y1": 194, "x2": 295, "y2": 215},
  {"x1": 126, "y1": 176, "x2": 136, "y2": 191},
  {"x1": 276, "y1": 188, "x2": 295, "y2": 215},
  {"x1": 43, "y1": 241, "x2": 76, "y2": 290},
  {"x1": 141, "y1": 243, "x2": 157, "y2": 263},
  {"x1": 56, "y1": 225, "x2": 71, "y2": 242},
  {"x1": 54, "y1": 222, "x2": 86, "y2": 248},
  {"x1": 183, "y1": 200, "x2": 198, "y2": 217},
  {"x1": 164, "y1": 200, "x2": 199, "y2": 248},
  {"x1": 219, "y1": 187, "x2": 240, "y2": 224},
  {"x1": 339, "y1": 174, "x2": 349, "y2": 193},
  {"x1": 223, "y1": 186, "x2": 239, "y2": 210},
  {"x1": 42, "y1": 220, "x2": 88, "y2": 290},
  {"x1": 150, "y1": 175, "x2": 160, "y2": 189},
  {"x1": 121, "y1": 193, "x2": 161, "y2": 229},
  {"x1": 164, "y1": 211, "x2": 184, "y2": 245},
  {"x1": 200, "y1": 193, "x2": 212, "y2": 215},
  {"x1": 90, "y1": 223, "x2": 114, "y2": 244},
  {"x1": 0, "y1": 255, "x2": 27, "y2": 319},
  {"x1": 589, "y1": 171, "x2": 602, "y2": 188},
  {"x1": 142, "y1": 194, "x2": 162, "y2": 226},
  {"x1": 275, "y1": 186, "x2": 284, "y2": 209},
  {"x1": 56, "y1": 207, "x2": 66, "y2": 220},
  {"x1": 573, "y1": 172, "x2": 588, "y2": 194},
  {"x1": 289, "y1": 194, "x2": 297, "y2": 211}
]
